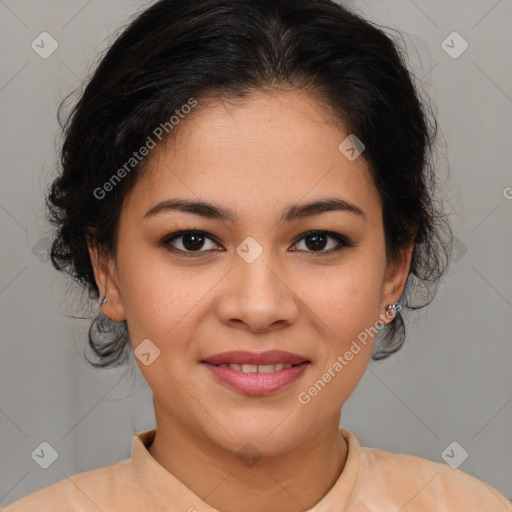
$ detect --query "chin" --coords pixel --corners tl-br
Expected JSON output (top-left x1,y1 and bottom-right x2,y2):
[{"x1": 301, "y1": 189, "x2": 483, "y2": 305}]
[{"x1": 203, "y1": 417, "x2": 308, "y2": 457}]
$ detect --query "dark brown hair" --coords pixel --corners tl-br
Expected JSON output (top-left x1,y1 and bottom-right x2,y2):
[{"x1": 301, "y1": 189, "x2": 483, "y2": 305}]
[{"x1": 47, "y1": 0, "x2": 451, "y2": 368}]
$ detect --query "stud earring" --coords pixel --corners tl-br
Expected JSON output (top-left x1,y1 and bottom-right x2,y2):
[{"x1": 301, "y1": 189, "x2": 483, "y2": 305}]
[
  {"x1": 100, "y1": 296, "x2": 107, "y2": 305},
  {"x1": 385, "y1": 302, "x2": 400, "y2": 316}
]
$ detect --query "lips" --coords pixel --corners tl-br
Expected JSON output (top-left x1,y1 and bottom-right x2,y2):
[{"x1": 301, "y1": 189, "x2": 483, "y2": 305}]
[{"x1": 201, "y1": 349, "x2": 309, "y2": 366}]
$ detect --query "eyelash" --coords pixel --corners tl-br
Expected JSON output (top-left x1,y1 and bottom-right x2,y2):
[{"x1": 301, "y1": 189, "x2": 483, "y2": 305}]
[{"x1": 160, "y1": 229, "x2": 354, "y2": 257}]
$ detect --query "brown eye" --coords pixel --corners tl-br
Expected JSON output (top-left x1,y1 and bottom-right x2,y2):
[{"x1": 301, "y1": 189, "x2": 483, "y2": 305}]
[
  {"x1": 180, "y1": 232, "x2": 206, "y2": 251},
  {"x1": 161, "y1": 230, "x2": 221, "y2": 255},
  {"x1": 291, "y1": 231, "x2": 353, "y2": 254},
  {"x1": 304, "y1": 233, "x2": 329, "y2": 251}
]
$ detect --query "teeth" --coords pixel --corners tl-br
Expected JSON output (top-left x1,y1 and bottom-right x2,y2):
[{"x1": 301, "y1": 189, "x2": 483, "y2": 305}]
[
  {"x1": 257, "y1": 364, "x2": 276, "y2": 374},
  {"x1": 220, "y1": 362, "x2": 296, "y2": 373}
]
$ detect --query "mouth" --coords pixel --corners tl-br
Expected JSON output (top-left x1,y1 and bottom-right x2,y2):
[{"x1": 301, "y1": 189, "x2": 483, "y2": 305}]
[
  {"x1": 201, "y1": 349, "x2": 309, "y2": 367},
  {"x1": 205, "y1": 362, "x2": 303, "y2": 373},
  {"x1": 200, "y1": 350, "x2": 311, "y2": 395}
]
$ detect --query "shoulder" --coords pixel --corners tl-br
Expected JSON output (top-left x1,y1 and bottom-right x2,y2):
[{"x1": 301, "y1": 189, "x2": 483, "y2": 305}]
[
  {"x1": 359, "y1": 445, "x2": 512, "y2": 511},
  {"x1": 1, "y1": 459, "x2": 141, "y2": 512}
]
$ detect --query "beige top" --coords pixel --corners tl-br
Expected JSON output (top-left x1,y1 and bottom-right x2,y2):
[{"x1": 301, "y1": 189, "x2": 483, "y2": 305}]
[{"x1": 2, "y1": 428, "x2": 511, "y2": 511}]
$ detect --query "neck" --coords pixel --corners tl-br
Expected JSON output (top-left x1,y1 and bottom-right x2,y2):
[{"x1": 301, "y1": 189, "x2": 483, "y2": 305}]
[{"x1": 147, "y1": 405, "x2": 348, "y2": 512}]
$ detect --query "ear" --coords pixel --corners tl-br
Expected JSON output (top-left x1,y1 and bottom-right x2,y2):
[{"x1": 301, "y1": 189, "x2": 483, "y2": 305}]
[
  {"x1": 379, "y1": 242, "x2": 414, "y2": 322},
  {"x1": 88, "y1": 244, "x2": 126, "y2": 322}
]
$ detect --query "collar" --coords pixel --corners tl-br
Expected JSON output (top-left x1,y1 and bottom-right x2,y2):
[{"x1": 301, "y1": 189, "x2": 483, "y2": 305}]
[{"x1": 130, "y1": 427, "x2": 361, "y2": 511}]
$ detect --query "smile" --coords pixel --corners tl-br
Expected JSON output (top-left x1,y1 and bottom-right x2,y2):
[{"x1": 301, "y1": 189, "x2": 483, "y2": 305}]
[
  {"x1": 216, "y1": 362, "x2": 295, "y2": 373},
  {"x1": 202, "y1": 360, "x2": 310, "y2": 395}
]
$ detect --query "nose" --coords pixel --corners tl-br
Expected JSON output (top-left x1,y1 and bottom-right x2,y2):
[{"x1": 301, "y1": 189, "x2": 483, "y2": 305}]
[{"x1": 215, "y1": 250, "x2": 299, "y2": 334}]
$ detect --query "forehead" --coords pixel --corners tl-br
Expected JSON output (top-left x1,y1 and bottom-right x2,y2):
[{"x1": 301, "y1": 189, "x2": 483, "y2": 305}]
[{"x1": 125, "y1": 90, "x2": 380, "y2": 222}]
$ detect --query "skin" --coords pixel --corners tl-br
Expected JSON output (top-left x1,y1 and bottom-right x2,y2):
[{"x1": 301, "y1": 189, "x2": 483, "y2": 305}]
[{"x1": 89, "y1": 90, "x2": 413, "y2": 512}]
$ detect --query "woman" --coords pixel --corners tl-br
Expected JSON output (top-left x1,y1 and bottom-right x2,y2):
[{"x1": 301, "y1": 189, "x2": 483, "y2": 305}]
[{"x1": 3, "y1": 0, "x2": 510, "y2": 510}]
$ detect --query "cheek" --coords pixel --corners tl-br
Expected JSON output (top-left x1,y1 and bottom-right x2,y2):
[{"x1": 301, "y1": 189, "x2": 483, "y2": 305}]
[
  {"x1": 116, "y1": 243, "x2": 221, "y2": 347},
  {"x1": 297, "y1": 268, "x2": 380, "y2": 409},
  {"x1": 303, "y1": 258, "x2": 384, "y2": 340}
]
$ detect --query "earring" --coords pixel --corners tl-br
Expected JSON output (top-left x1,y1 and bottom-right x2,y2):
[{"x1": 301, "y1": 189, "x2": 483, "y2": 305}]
[
  {"x1": 385, "y1": 302, "x2": 401, "y2": 316},
  {"x1": 100, "y1": 296, "x2": 107, "y2": 305}
]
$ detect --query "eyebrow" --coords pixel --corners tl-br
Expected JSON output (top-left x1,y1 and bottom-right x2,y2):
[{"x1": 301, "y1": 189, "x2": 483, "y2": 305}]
[{"x1": 143, "y1": 197, "x2": 366, "y2": 223}]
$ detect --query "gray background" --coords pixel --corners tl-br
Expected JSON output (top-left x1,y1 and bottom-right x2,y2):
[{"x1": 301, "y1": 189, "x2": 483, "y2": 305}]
[{"x1": 1, "y1": 0, "x2": 511, "y2": 507}]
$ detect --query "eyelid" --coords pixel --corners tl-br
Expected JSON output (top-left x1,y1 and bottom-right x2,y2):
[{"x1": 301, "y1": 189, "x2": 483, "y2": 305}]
[
  {"x1": 160, "y1": 230, "x2": 222, "y2": 255},
  {"x1": 160, "y1": 229, "x2": 353, "y2": 256},
  {"x1": 290, "y1": 230, "x2": 354, "y2": 254}
]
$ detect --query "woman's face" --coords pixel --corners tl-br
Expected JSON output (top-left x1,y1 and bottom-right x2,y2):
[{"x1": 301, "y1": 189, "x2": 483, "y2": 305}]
[{"x1": 94, "y1": 90, "x2": 411, "y2": 455}]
